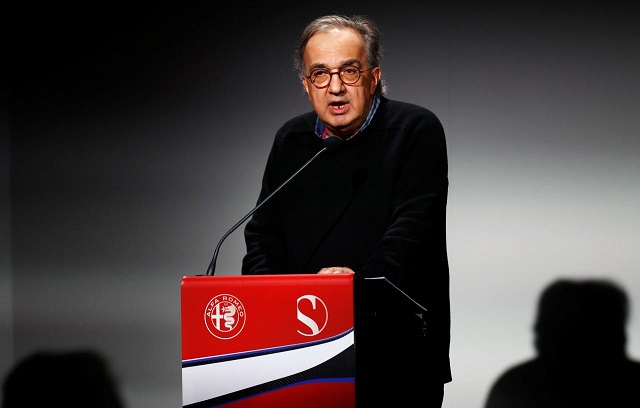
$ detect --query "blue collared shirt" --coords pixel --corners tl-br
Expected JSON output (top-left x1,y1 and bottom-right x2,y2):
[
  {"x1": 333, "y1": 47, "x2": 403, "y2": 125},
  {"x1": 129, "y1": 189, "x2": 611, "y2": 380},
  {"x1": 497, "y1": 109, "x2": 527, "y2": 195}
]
[{"x1": 315, "y1": 95, "x2": 380, "y2": 140}]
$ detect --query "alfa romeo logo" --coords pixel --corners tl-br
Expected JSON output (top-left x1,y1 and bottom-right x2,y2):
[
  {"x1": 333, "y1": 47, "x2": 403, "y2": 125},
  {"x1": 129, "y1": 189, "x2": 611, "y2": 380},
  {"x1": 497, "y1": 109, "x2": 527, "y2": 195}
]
[{"x1": 204, "y1": 294, "x2": 246, "y2": 340}]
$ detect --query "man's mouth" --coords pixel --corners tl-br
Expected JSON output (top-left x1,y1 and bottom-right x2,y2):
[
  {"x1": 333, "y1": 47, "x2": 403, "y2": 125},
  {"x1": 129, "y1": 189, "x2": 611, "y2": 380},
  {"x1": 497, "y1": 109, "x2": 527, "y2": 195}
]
[{"x1": 329, "y1": 101, "x2": 348, "y2": 113}]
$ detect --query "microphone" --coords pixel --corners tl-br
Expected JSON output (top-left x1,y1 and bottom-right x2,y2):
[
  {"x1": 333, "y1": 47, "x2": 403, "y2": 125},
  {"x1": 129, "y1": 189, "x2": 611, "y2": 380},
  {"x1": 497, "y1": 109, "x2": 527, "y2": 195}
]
[
  {"x1": 323, "y1": 135, "x2": 342, "y2": 154},
  {"x1": 206, "y1": 136, "x2": 343, "y2": 276}
]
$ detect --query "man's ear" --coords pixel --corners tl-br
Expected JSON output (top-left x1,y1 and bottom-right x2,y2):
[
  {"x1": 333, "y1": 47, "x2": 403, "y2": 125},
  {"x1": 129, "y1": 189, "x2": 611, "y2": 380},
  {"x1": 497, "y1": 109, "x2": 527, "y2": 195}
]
[
  {"x1": 301, "y1": 76, "x2": 310, "y2": 95},
  {"x1": 370, "y1": 67, "x2": 381, "y2": 94}
]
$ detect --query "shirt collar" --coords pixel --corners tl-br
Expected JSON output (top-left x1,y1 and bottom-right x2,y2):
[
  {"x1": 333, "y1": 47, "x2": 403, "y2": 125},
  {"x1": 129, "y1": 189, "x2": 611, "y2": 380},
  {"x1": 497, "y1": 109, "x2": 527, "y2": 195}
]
[{"x1": 315, "y1": 94, "x2": 380, "y2": 140}]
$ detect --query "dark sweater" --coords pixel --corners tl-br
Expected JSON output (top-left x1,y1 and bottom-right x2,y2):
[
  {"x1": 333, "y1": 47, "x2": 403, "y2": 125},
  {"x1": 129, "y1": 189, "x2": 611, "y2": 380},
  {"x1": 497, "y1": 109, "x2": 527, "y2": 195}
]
[{"x1": 242, "y1": 96, "x2": 452, "y2": 384}]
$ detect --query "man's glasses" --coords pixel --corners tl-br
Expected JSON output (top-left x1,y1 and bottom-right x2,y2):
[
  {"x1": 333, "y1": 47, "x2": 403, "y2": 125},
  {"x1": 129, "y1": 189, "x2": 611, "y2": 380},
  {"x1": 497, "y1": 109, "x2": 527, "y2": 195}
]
[{"x1": 305, "y1": 65, "x2": 375, "y2": 89}]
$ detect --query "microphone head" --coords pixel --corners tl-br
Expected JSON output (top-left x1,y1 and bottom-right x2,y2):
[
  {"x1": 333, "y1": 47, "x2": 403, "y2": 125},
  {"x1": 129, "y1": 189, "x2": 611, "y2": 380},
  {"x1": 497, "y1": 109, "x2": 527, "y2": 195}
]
[{"x1": 323, "y1": 136, "x2": 343, "y2": 154}]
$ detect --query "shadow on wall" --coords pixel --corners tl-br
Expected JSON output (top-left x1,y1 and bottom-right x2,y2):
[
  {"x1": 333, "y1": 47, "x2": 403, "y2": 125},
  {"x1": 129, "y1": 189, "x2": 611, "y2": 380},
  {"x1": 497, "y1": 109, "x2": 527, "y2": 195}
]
[
  {"x1": 2, "y1": 349, "x2": 124, "y2": 408},
  {"x1": 484, "y1": 278, "x2": 640, "y2": 408}
]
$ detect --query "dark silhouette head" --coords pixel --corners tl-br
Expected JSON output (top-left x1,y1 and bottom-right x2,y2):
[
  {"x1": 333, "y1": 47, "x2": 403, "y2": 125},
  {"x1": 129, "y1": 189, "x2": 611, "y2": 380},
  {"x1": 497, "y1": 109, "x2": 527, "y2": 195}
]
[
  {"x1": 485, "y1": 277, "x2": 640, "y2": 408},
  {"x1": 2, "y1": 349, "x2": 124, "y2": 408},
  {"x1": 533, "y1": 278, "x2": 629, "y2": 361}
]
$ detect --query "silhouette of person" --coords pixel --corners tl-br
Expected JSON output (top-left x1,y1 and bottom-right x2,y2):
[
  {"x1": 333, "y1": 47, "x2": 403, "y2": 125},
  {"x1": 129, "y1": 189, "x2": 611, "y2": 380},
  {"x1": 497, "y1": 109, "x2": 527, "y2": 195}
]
[
  {"x1": 2, "y1": 349, "x2": 124, "y2": 408},
  {"x1": 484, "y1": 278, "x2": 640, "y2": 408}
]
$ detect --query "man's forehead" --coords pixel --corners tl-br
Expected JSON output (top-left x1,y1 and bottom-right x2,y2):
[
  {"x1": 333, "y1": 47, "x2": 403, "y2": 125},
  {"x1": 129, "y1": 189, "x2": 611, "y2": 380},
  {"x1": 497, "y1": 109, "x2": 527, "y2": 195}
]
[{"x1": 304, "y1": 29, "x2": 365, "y2": 65}]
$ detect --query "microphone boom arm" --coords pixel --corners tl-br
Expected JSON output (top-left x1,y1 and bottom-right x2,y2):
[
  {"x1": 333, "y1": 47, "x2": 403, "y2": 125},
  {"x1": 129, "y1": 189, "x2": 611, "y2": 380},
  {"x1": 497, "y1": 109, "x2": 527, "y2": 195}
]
[{"x1": 205, "y1": 145, "x2": 330, "y2": 276}]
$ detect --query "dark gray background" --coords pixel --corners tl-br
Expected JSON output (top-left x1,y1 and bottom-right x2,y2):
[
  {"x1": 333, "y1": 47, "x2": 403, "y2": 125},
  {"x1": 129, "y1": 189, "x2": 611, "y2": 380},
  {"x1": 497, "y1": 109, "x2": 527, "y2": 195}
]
[{"x1": 4, "y1": 1, "x2": 639, "y2": 406}]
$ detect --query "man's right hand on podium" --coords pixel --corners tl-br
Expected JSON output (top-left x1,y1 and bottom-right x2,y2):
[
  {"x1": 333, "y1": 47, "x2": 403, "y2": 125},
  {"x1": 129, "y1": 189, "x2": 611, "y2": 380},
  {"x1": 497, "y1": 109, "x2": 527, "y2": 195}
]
[{"x1": 317, "y1": 266, "x2": 356, "y2": 275}]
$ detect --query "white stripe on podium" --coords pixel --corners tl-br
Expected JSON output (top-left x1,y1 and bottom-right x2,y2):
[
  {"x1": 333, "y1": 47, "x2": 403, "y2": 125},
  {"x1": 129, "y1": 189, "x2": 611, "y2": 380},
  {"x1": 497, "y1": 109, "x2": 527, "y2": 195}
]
[{"x1": 182, "y1": 331, "x2": 354, "y2": 406}]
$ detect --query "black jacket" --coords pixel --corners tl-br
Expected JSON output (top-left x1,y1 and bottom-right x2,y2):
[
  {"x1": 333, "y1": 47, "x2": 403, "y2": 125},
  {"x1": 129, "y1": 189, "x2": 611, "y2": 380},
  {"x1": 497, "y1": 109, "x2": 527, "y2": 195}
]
[{"x1": 242, "y1": 96, "x2": 452, "y2": 385}]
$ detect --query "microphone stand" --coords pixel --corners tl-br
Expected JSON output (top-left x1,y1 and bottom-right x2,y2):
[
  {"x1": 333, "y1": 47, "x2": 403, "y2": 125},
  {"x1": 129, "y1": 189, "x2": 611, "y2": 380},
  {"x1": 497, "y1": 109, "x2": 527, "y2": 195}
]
[{"x1": 206, "y1": 140, "x2": 340, "y2": 276}]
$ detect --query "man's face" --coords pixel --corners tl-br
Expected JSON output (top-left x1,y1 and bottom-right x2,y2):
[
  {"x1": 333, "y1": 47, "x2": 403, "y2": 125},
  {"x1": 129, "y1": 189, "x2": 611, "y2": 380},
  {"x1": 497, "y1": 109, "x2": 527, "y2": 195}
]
[{"x1": 301, "y1": 28, "x2": 381, "y2": 139}]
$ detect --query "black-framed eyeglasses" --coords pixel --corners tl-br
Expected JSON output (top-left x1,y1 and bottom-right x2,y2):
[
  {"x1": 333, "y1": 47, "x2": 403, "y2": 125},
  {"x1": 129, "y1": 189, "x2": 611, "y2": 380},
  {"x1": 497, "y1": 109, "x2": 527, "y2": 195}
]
[{"x1": 305, "y1": 65, "x2": 375, "y2": 89}]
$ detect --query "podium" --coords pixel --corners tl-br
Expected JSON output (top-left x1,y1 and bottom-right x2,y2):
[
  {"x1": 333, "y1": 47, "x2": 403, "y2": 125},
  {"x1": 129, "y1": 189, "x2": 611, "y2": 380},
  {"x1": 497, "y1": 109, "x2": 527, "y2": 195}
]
[{"x1": 181, "y1": 274, "x2": 426, "y2": 407}]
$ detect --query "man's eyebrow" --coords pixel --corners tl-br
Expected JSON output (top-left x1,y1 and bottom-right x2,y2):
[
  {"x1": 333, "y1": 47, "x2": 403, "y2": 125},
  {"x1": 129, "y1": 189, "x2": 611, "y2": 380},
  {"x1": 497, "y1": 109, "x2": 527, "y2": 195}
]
[
  {"x1": 340, "y1": 59, "x2": 361, "y2": 67},
  {"x1": 308, "y1": 62, "x2": 329, "y2": 71},
  {"x1": 308, "y1": 59, "x2": 363, "y2": 71}
]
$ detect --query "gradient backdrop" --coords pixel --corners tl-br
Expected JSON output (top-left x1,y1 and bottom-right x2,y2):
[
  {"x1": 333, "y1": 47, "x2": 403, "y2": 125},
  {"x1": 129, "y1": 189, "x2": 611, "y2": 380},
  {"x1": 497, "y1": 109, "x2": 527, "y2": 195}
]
[{"x1": 5, "y1": 1, "x2": 640, "y2": 407}]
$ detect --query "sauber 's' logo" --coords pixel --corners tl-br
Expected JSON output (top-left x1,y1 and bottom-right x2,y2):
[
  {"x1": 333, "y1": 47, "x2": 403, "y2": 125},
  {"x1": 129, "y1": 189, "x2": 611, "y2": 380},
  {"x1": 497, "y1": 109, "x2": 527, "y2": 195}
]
[
  {"x1": 204, "y1": 294, "x2": 246, "y2": 340},
  {"x1": 297, "y1": 295, "x2": 328, "y2": 336}
]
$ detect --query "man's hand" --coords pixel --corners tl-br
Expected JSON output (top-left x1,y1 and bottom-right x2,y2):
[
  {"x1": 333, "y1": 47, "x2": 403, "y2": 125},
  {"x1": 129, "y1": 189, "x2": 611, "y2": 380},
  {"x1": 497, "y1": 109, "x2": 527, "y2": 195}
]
[{"x1": 317, "y1": 267, "x2": 355, "y2": 275}]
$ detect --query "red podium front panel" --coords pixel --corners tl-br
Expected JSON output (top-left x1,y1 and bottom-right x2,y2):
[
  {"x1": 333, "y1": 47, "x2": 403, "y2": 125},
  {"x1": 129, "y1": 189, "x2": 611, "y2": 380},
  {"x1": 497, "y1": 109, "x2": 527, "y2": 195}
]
[{"x1": 181, "y1": 274, "x2": 355, "y2": 407}]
